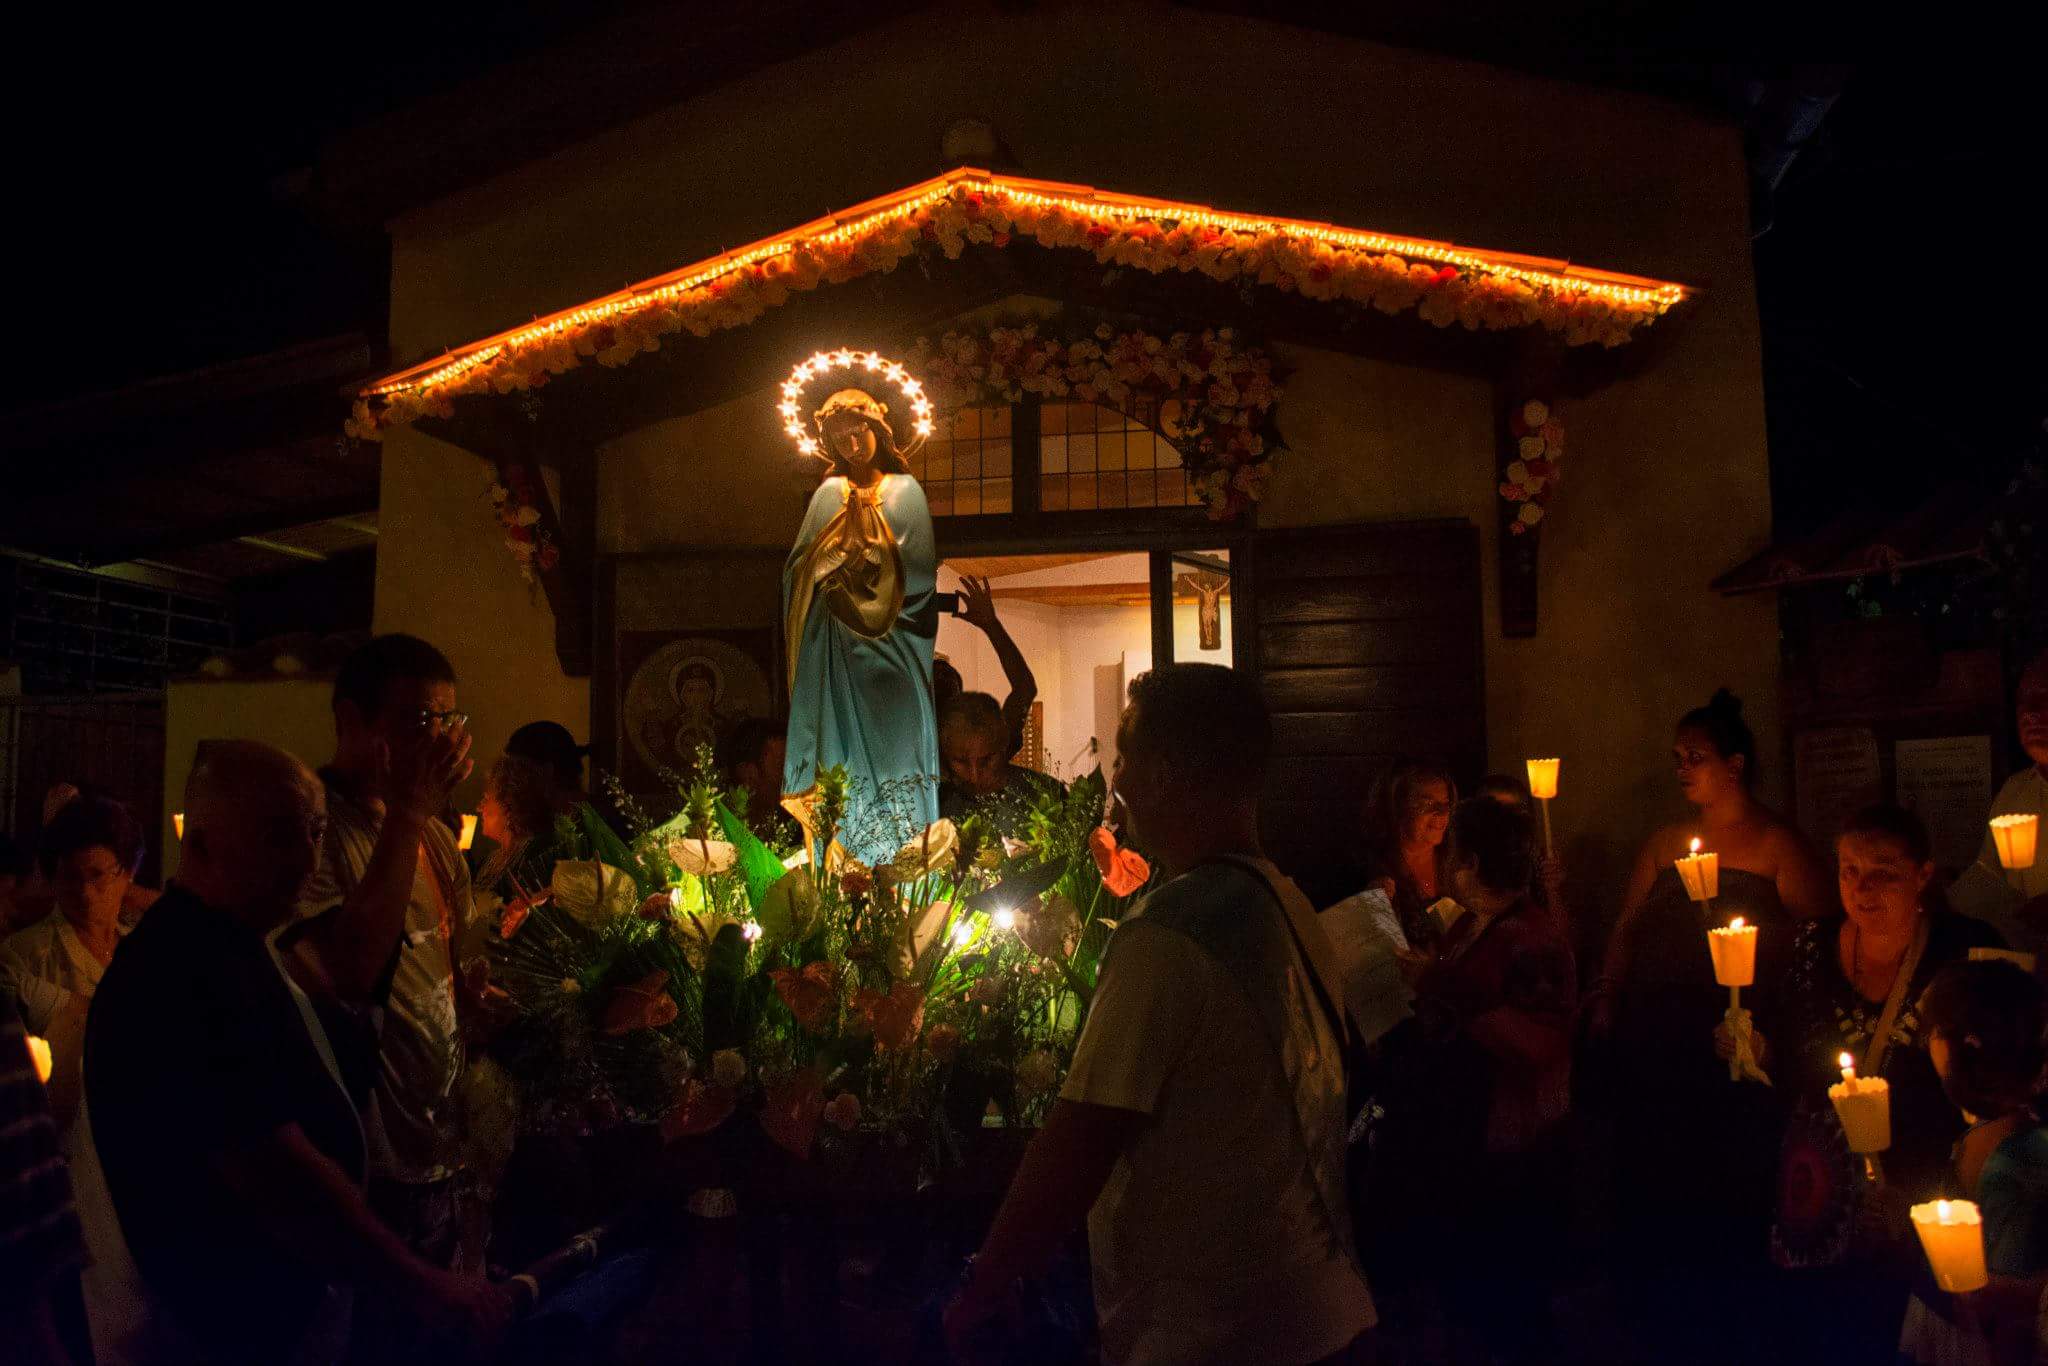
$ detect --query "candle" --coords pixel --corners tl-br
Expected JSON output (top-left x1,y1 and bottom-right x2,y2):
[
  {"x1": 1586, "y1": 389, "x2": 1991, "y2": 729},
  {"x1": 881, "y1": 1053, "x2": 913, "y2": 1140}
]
[
  {"x1": 1525, "y1": 758, "x2": 1560, "y2": 801},
  {"x1": 1991, "y1": 814, "x2": 2039, "y2": 871},
  {"x1": 1674, "y1": 838, "x2": 1719, "y2": 902},
  {"x1": 1707, "y1": 916, "x2": 1757, "y2": 988},
  {"x1": 24, "y1": 1035, "x2": 52, "y2": 1084},
  {"x1": 1910, "y1": 1200, "x2": 1988, "y2": 1293},
  {"x1": 458, "y1": 813, "x2": 478, "y2": 851},
  {"x1": 1830, "y1": 1052, "x2": 1892, "y2": 1153},
  {"x1": 173, "y1": 812, "x2": 184, "y2": 840}
]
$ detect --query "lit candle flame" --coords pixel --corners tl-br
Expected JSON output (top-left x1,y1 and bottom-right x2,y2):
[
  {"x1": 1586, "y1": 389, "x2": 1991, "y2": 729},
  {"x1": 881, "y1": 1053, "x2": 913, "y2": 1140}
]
[
  {"x1": 1689, "y1": 837, "x2": 1702, "y2": 855},
  {"x1": 1938, "y1": 1199, "x2": 1952, "y2": 1222},
  {"x1": 1729, "y1": 917, "x2": 1746, "y2": 931}
]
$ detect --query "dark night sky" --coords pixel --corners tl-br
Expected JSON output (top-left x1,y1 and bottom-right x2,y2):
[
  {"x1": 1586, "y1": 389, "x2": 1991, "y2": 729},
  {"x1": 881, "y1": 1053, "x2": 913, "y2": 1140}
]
[{"x1": 6, "y1": 5, "x2": 2040, "y2": 540}]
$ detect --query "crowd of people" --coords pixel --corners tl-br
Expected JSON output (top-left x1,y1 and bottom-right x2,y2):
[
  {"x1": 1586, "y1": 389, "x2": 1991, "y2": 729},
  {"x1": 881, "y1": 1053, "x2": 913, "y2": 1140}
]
[{"x1": 6, "y1": 611, "x2": 2048, "y2": 1364}]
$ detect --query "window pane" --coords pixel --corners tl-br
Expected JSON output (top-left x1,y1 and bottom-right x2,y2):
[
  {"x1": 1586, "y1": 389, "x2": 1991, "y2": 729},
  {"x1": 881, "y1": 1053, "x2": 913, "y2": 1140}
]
[
  {"x1": 928, "y1": 452, "x2": 954, "y2": 483},
  {"x1": 955, "y1": 484, "x2": 982, "y2": 516},
  {"x1": 928, "y1": 484, "x2": 955, "y2": 516},
  {"x1": 1041, "y1": 437, "x2": 1068, "y2": 474},
  {"x1": 986, "y1": 444, "x2": 1012, "y2": 478},
  {"x1": 1158, "y1": 470, "x2": 1186, "y2": 505},
  {"x1": 1041, "y1": 476, "x2": 1069, "y2": 511},
  {"x1": 1042, "y1": 402, "x2": 1069, "y2": 436},
  {"x1": 954, "y1": 408, "x2": 981, "y2": 440},
  {"x1": 1155, "y1": 437, "x2": 1181, "y2": 469},
  {"x1": 1099, "y1": 474, "x2": 1129, "y2": 509},
  {"x1": 1070, "y1": 474, "x2": 1098, "y2": 510},
  {"x1": 1128, "y1": 471, "x2": 1158, "y2": 507},
  {"x1": 1099, "y1": 429, "x2": 1127, "y2": 471},
  {"x1": 985, "y1": 478, "x2": 1012, "y2": 514},
  {"x1": 956, "y1": 448, "x2": 982, "y2": 481},
  {"x1": 1069, "y1": 432, "x2": 1096, "y2": 473},
  {"x1": 987, "y1": 406, "x2": 1012, "y2": 438}
]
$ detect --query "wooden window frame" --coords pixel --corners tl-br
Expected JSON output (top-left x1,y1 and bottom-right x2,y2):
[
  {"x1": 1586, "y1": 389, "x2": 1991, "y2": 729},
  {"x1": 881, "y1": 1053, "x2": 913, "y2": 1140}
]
[{"x1": 927, "y1": 395, "x2": 1215, "y2": 539}]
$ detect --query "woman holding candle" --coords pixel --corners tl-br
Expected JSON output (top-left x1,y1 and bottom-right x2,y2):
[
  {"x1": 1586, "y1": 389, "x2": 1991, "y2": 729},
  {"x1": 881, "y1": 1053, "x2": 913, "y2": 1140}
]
[
  {"x1": 1590, "y1": 690, "x2": 1829, "y2": 1355},
  {"x1": 1895, "y1": 960, "x2": 2048, "y2": 1365},
  {"x1": 1735, "y1": 806, "x2": 2005, "y2": 1362},
  {"x1": 1356, "y1": 758, "x2": 1458, "y2": 954}
]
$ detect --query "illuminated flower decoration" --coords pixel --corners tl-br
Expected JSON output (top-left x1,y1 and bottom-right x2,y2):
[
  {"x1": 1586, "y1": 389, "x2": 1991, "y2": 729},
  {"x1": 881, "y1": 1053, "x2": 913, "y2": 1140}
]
[
  {"x1": 769, "y1": 961, "x2": 842, "y2": 1032},
  {"x1": 661, "y1": 1079, "x2": 737, "y2": 1141},
  {"x1": 775, "y1": 349, "x2": 935, "y2": 460},
  {"x1": 883, "y1": 818, "x2": 959, "y2": 884},
  {"x1": 667, "y1": 836, "x2": 738, "y2": 877},
  {"x1": 1501, "y1": 399, "x2": 1565, "y2": 530},
  {"x1": 853, "y1": 982, "x2": 926, "y2": 1052},
  {"x1": 1090, "y1": 827, "x2": 1152, "y2": 898},
  {"x1": 550, "y1": 860, "x2": 640, "y2": 924},
  {"x1": 757, "y1": 868, "x2": 820, "y2": 943},
  {"x1": 602, "y1": 970, "x2": 679, "y2": 1035}
]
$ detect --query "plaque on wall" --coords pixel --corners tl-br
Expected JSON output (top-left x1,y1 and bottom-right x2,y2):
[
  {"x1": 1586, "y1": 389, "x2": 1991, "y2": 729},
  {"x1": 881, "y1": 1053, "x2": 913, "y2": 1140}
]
[
  {"x1": 1894, "y1": 736, "x2": 1995, "y2": 873},
  {"x1": 1794, "y1": 726, "x2": 1883, "y2": 856},
  {"x1": 617, "y1": 630, "x2": 777, "y2": 789}
]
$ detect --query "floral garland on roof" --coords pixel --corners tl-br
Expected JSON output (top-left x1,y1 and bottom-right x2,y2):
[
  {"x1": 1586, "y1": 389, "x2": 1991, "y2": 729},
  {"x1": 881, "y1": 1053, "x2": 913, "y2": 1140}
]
[
  {"x1": 347, "y1": 182, "x2": 1673, "y2": 442},
  {"x1": 490, "y1": 468, "x2": 558, "y2": 583},
  {"x1": 912, "y1": 322, "x2": 1281, "y2": 521},
  {"x1": 1498, "y1": 399, "x2": 1563, "y2": 534}
]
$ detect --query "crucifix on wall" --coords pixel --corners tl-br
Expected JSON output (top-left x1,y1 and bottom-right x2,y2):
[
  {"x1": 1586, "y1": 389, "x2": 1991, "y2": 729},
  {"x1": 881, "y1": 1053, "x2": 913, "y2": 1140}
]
[{"x1": 1176, "y1": 571, "x2": 1231, "y2": 652}]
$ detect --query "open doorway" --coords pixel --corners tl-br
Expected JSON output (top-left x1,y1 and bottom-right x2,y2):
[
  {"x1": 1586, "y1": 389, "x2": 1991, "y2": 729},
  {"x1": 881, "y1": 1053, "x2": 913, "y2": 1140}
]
[{"x1": 935, "y1": 549, "x2": 1232, "y2": 782}]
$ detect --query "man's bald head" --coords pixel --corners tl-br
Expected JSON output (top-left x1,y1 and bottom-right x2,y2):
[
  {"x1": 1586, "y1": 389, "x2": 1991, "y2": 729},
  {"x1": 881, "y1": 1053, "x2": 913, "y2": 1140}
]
[{"x1": 180, "y1": 740, "x2": 326, "y2": 930}]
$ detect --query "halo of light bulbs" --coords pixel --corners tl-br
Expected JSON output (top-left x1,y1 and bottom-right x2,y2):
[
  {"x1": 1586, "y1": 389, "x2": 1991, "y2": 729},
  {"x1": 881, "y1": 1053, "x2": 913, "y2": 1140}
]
[{"x1": 776, "y1": 349, "x2": 934, "y2": 460}]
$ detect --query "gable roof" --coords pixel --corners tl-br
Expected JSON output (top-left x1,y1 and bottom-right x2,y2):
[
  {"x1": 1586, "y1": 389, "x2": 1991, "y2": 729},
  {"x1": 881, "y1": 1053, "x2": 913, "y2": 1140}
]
[{"x1": 351, "y1": 167, "x2": 1691, "y2": 439}]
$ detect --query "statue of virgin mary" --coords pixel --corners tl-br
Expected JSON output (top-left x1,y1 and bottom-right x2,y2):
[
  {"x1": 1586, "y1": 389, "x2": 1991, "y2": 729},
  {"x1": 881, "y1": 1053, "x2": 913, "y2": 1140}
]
[{"x1": 781, "y1": 386, "x2": 939, "y2": 861}]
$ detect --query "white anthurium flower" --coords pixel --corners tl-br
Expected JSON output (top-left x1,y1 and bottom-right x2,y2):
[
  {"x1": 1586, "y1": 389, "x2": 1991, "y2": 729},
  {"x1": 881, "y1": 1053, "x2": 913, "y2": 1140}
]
[
  {"x1": 884, "y1": 819, "x2": 959, "y2": 883},
  {"x1": 757, "y1": 869, "x2": 820, "y2": 944},
  {"x1": 895, "y1": 899, "x2": 957, "y2": 980},
  {"x1": 550, "y1": 860, "x2": 640, "y2": 923},
  {"x1": 667, "y1": 836, "x2": 738, "y2": 877}
]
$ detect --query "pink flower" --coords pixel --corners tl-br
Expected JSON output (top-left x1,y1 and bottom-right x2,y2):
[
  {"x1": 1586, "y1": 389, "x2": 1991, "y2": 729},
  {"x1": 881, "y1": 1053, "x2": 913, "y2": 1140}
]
[{"x1": 823, "y1": 1092, "x2": 862, "y2": 1132}]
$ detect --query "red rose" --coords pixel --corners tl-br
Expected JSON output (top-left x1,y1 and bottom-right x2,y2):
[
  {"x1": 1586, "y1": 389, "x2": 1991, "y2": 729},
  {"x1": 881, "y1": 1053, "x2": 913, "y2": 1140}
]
[{"x1": 1430, "y1": 266, "x2": 1459, "y2": 286}]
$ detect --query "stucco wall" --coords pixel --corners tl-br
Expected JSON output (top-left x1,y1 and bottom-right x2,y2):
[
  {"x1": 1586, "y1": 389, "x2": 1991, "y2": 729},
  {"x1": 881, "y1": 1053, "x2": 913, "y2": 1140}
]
[
  {"x1": 162, "y1": 678, "x2": 337, "y2": 877},
  {"x1": 376, "y1": 1, "x2": 1776, "y2": 912}
]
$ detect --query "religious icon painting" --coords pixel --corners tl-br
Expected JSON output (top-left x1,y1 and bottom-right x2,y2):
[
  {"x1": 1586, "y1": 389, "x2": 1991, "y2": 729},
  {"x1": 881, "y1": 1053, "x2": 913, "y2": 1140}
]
[{"x1": 617, "y1": 629, "x2": 778, "y2": 791}]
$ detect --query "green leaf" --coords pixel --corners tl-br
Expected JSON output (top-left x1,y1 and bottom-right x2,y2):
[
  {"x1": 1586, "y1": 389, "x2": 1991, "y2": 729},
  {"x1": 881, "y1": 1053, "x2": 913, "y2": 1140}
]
[{"x1": 715, "y1": 799, "x2": 788, "y2": 910}]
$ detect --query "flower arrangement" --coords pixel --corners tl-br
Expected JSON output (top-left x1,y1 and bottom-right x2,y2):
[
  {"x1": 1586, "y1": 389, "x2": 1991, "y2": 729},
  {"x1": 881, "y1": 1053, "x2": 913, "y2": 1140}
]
[
  {"x1": 488, "y1": 468, "x2": 559, "y2": 582},
  {"x1": 349, "y1": 176, "x2": 1679, "y2": 443},
  {"x1": 474, "y1": 756, "x2": 1149, "y2": 1180},
  {"x1": 1497, "y1": 399, "x2": 1564, "y2": 535},
  {"x1": 914, "y1": 321, "x2": 1282, "y2": 521}
]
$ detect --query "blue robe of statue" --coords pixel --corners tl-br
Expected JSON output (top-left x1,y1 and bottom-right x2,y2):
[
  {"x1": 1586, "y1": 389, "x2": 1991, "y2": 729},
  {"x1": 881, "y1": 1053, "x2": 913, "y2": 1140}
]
[{"x1": 781, "y1": 472, "x2": 939, "y2": 862}]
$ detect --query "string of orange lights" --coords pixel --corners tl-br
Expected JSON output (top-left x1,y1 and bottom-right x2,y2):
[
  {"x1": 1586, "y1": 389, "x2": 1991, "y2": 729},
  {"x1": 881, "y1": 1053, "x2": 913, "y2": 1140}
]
[{"x1": 350, "y1": 168, "x2": 1690, "y2": 440}]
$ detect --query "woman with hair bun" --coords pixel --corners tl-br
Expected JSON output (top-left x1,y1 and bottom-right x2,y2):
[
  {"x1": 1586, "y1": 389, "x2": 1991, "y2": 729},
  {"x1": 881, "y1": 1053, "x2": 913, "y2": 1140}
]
[{"x1": 1589, "y1": 688, "x2": 1831, "y2": 1359}]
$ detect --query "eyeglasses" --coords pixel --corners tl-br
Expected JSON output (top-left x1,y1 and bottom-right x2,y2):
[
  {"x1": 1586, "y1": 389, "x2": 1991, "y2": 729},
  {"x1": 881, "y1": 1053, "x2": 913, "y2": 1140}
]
[{"x1": 411, "y1": 707, "x2": 469, "y2": 733}]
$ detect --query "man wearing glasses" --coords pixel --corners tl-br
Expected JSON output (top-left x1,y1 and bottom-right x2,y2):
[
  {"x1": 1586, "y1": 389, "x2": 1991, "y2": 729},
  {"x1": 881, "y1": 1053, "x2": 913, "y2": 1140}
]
[{"x1": 285, "y1": 634, "x2": 479, "y2": 1342}]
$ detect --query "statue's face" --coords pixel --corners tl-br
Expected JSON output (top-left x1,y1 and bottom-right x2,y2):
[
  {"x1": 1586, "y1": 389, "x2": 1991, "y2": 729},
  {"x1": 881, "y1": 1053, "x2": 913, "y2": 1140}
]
[{"x1": 827, "y1": 418, "x2": 877, "y2": 469}]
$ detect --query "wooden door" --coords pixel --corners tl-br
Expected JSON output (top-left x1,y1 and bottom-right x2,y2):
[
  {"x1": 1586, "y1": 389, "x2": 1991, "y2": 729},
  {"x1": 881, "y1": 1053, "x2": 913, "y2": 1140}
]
[{"x1": 1250, "y1": 520, "x2": 1484, "y2": 904}]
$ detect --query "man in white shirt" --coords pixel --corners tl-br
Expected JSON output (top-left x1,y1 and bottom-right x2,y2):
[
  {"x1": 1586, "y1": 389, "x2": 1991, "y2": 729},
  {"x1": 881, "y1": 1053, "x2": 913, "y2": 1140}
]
[
  {"x1": 1951, "y1": 653, "x2": 2048, "y2": 953},
  {"x1": 946, "y1": 663, "x2": 1375, "y2": 1365}
]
